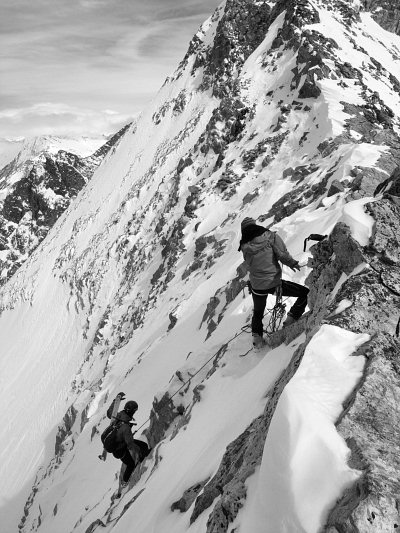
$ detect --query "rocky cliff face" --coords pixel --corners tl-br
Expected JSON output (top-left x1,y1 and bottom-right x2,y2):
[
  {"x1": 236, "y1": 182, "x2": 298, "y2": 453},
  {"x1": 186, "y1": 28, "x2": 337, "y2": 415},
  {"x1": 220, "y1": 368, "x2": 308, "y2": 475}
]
[
  {"x1": 2, "y1": 0, "x2": 400, "y2": 532},
  {"x1": 0, "y1": 125, "x2": 130, "y2": 285},
  {"x1": 363, "y1": 0, "x2": 400, "y2": 35}
]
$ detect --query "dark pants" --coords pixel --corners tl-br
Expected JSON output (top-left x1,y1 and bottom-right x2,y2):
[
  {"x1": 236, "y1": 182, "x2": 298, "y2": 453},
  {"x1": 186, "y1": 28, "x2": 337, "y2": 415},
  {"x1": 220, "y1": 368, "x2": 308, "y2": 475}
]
[
  {"x1": 251, "y1": 280, "x2": 309, "y2": 336},
  {"x1": 120, "y1": 440, "x2": 150, "y2": 482},
  {"x1": 121, "y1": 449, "x2": 137, "y2": 482}
]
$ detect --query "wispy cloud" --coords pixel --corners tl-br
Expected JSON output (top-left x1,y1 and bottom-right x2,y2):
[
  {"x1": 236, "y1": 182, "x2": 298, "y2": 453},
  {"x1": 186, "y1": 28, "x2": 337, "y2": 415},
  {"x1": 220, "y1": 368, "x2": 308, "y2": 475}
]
[
  {"x1": 0, "y1": 0, "x2": 221, "y2": 139},
  {"x1": 0, "y1": 103, "x2": 133, "y2": 138}
]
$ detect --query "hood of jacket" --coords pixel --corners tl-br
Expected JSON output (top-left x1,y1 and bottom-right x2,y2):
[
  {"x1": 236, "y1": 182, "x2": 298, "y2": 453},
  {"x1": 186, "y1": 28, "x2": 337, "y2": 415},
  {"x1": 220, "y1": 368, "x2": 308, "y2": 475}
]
[{"x1": 239, "y1": 224, "x2": 267, "y2": 250}]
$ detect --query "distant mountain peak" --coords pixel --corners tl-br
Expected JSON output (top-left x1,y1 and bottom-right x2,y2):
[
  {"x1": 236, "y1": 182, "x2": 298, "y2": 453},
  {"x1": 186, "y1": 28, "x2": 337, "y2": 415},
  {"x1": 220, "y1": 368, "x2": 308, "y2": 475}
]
[{"x1": 0, "y1": 124, "x2": 130, "y2": 285}]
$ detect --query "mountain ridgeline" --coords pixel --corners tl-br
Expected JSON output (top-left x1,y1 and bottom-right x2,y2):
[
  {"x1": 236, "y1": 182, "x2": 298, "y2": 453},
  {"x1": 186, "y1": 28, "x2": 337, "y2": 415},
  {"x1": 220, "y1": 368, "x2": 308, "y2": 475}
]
[
  {"x1": 1, "y1": 0, "x2": 399, "y2": 532},
  {"x1": 0, "y1": 125, "x2": 130, "y2": 286}
]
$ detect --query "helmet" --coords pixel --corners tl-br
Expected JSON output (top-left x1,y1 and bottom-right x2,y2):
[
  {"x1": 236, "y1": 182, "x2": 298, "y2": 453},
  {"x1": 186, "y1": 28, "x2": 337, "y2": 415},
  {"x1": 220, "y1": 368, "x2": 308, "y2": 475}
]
[{"x1": 124, "y1": 400, "x2": 138, "y2": 416}]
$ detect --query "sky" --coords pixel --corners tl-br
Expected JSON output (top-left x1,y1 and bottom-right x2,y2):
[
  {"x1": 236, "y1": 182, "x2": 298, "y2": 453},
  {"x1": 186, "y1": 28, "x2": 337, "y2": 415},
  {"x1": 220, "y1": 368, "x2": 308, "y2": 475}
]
[{"x1": 0, "y1": 0, "x2": 221, "y2": 140}]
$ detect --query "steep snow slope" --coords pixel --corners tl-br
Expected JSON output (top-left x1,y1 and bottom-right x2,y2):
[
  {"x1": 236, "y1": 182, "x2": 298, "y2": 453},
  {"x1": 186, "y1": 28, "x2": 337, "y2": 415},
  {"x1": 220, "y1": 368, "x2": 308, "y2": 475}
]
[{"x1": 0, "y1": 0, "x2": 400, "y2": 532}]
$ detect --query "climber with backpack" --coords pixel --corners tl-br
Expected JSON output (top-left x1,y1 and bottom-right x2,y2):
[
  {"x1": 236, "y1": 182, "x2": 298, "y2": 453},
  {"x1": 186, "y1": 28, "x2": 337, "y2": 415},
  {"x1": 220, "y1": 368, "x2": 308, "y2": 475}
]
[
  {"x1": 239, "y1": 217, "x2": 309, "y2": 348},
  {"x1": 101, "y1": 392, "x2": 150, "y2": 493}
]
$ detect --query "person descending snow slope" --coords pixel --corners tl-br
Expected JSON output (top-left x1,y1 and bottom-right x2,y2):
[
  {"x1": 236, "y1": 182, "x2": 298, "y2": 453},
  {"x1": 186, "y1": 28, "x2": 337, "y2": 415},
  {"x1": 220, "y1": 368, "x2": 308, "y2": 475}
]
[
  {"x1": 102, "y1": 393, "x2": 150, "y2": 496},
  {"x1": 239, "y1": 217, "x2": 309, "y2": 349}
]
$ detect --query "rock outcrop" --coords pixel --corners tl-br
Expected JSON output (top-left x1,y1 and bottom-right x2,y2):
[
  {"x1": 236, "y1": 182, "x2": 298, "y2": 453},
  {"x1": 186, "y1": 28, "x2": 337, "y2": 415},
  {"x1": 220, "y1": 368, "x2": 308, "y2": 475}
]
[
  {"x1": 187, "y1": 191, "x2": 400, "y2": 532},
  {"x1": 363, "y1": 0, "x2": 400, "y2": 35}
]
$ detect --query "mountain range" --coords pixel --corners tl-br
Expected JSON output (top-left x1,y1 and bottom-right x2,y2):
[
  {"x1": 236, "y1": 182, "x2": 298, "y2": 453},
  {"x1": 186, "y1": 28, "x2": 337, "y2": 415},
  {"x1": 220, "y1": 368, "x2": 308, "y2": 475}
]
[{"x1": 0, "y1": 128, "x2": 130, "y2": 286}]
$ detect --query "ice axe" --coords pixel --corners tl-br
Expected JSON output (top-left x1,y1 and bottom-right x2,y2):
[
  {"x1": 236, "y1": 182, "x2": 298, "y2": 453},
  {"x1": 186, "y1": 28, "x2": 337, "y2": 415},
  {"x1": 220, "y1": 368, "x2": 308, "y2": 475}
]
[{"x1": 303, "y1": 233, "x2": 327, "y2": 252}]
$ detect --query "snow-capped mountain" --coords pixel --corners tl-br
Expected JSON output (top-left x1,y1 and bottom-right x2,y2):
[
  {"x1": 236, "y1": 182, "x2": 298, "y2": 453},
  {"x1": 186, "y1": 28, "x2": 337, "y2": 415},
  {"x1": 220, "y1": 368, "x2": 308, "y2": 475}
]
[
  {"x1": 0, "y1": 127, "x2": 130, "y2": 285},
  {"x1": 0, "y1": 138, "x2": 25, "y2": 171},
  {"x1": 0, "y1": 1, "x2": 399, "y2": 532}
]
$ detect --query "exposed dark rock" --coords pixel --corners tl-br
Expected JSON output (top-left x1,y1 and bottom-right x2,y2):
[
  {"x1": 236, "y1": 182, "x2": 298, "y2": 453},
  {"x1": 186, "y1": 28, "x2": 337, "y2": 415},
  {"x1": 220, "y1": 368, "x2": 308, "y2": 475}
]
[
  {"x1": 215, "y1": 168, "x2": 244, "y2": 197},
  {"x1": 200, "y1": 264, "x2": 248, "y2": 338},
  {"x1": 184, "y1": 185, "x2": 201, "y2": 218},
  {"x1": 242, "y1": 190, "x2": 259, "y2": 205},
  {"x1": 264, "y1": 169, "x2": 329, "y2": 224},
  {"x1": 84, "y1": 519, "x2": 107, "y2": 533},
  {"x1": 150, "y1": 216, "x2": 186, "y2": 292},
  {"x1": 298, "y1": 197, "x2": 400, "y2": 531},
  {"x1": 196, "y1": 98, "x2": 249, "y2": 172},
  {"x1": 282, "y1": 163, "x2": 318, "y2": 183},
  {"x1": 306, "y1": 222, "x2": 367, "y2": 325},
  {"x1": 55, "y1": 405, "x2": 78, "y2": 458},
  {"x1": 177, "y1": 156, "x2": 194, "y2": 174},
  {"x1": 327, "y1": 179, "x2": 345, "y2": 196},
  {"x1": 182, "y1": 234, "x2": 227, "y2": 280},
  {"x1": 374, "y1": 166, "x2": 400, "y2": 205},
  {"x1": 369, "y1": 196, "x2": 400, "y2": 252},
  {"x1": 323, "y1": 334, "x2": 400, "y2": 532},
  {"x1": 266, "y1": 312, "x2": 309, "y2": 349},
  {"x1": 349, "y1": 166, "x2": 390, "y2": 197},
  {"x1": 143, "y1": 393, "x2": 182, "y2": 449},
  {"x1": 298, "y1": 74, "x2": 322, "y2": 98},
  {"x1": 317, "y1": 139, "x2": 337, "y2": 157},
  {"x1": 270, "y1": 0, "x2": 320, "y2": 51},
  {"x1": 168, "y1": 312, "x2": 178, "y2": 331},
  {"x1": 200, "y1": 296, "x2": 221, "y2": 338},
  {"x1": 362, "y1": 0, "x2": 400, "y2": 35},
  {"x1": 171, "y1": 478, "x2": 210, "y2": 513},
  {"x1": 198, "y1": 0, "x2": 272, "y2": 96},
  {"x1": 336, "y1": 61, "x2": 362, "y2": 79}
]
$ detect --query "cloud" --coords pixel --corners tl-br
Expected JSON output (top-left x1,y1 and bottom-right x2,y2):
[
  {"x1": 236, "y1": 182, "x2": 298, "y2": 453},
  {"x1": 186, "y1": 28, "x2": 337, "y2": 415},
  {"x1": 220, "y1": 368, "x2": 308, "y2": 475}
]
[
  {"x1": 134, "y1": 16, "x2": 206, "y2": 59},
  {"x1": 0, "y1": 0, "x2": 221, "y2": 138},
  {"x1": 0, "y1": 103, "x2": 133, "y2": 139}
]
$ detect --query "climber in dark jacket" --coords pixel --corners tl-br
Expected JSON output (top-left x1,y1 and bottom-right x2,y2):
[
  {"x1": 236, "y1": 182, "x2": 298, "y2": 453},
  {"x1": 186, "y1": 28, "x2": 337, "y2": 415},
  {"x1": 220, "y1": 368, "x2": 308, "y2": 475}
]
[
  {"x1": 107, "y1": 396, "x2": 150, "y2": 485},
  {"x1": 239, "y1": 217, "x2": 309, "y2": 347}
]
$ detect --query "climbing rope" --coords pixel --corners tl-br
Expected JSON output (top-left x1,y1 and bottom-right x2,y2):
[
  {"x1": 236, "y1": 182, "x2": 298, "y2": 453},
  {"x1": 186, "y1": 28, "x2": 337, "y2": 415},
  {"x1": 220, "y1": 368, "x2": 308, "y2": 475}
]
[
  {"x1": 241, "y1": 282, "x2": 288, "y2": 337},
  {"x1": 132, "y1": 328, "x2": 246, "y2": 435},
  {"x1": 265, "y1": 285, "x2": 287, "y2": 334},
  {"x1": 132, "y1": 290, "x2": 288, "y2": 435}
]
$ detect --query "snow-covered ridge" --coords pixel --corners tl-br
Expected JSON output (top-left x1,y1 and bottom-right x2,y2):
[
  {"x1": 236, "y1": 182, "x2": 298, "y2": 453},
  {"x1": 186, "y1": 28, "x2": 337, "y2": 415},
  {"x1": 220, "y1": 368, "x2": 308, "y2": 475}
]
[
  {"x1": 0, "y1": 0, "x2": 399, "y2": 532},
  {"x1": 0, "y1": 125, "x2": 131, "y2": 287},
  {"x1": 4, "y1": 135, "x2": 108, "y2": 166}
]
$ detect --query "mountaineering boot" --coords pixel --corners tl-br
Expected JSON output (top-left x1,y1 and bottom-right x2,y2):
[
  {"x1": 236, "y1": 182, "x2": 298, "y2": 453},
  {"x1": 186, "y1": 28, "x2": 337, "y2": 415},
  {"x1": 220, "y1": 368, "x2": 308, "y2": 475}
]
[
  {"x1": 282, "y1": 314, "x2": 297, "y2": 327},
  {"x1": 116, "y1": 479, "x2": 129, "y2": 499},
  {"x1": 252, "y1": 333, "x2": 266, "y2": 349}
]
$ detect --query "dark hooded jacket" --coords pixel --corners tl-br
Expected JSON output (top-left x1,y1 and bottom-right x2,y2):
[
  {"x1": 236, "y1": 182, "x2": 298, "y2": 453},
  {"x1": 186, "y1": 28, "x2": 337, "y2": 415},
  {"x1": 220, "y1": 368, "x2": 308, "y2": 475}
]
[
  {"x1": 107, "y1": 400, "x2": 138, "y2": 455},
  {"x1": 239, "y1": 225, "x2": 298, "y2": 290}
]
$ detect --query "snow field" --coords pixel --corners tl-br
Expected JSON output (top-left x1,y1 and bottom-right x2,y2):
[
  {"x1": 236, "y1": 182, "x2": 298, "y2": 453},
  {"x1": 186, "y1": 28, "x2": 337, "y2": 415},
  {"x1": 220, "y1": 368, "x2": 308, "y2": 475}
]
[
  {"x1": 237, "y1": 325, "x2": 368, "y2": 533},
  {"x1": 82, "y1": 336, "x2": 298, "y2": 533}
]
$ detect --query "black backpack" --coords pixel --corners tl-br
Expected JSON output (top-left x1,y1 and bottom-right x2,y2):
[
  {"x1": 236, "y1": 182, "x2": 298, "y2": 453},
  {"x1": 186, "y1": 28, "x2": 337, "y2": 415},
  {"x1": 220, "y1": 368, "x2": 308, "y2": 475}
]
[{"x1": 101, "y1": 421, "x2": 125, "y2": 455}]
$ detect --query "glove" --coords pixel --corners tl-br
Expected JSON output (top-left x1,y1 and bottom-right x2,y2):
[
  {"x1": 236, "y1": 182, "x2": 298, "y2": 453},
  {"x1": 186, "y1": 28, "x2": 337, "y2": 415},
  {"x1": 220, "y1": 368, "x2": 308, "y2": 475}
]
[
  {"x1": 291, "y1": 262, "x2": 301, "y2": 272},
  {"x1": 117, "y1": 392, "x2": 126, "y2": 400}
]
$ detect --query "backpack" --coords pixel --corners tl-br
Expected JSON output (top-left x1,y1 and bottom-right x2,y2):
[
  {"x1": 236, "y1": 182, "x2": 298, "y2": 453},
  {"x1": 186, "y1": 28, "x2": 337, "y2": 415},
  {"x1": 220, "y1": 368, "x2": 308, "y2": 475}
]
[{"x1": 101, "y1": 421, "x2": 125, "y2": 455}]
